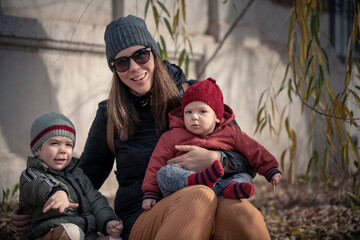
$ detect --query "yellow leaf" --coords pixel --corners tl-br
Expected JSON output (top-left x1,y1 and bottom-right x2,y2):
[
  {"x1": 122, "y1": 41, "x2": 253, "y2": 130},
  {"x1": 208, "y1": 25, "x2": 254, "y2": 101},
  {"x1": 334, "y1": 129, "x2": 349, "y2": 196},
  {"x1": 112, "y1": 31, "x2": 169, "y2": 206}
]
[
  {"x1": 181, "y1": 0, "x2": 186, "y2": 22},
  {"x1": 316, "y1": 42, "x2": 323, "y2": 66},
  {"x1": 336, "y1": 104, "x2": 347, "y2": 120},
  {"x1": 280, "y1": 149, "x2": 287, "y2": 171},
  {"x1": 287, "y1": 8, "x2": 295, "y2": 60},
  {"x1": 277, "y1": 106, "x2": 287, "y2": 138}
]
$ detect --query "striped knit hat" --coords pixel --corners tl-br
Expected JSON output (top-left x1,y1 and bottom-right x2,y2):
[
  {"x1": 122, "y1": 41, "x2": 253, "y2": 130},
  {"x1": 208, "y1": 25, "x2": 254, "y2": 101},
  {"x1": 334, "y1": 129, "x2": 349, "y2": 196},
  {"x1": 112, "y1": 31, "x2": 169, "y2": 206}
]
[
  {"x1": 182, "y1": 78, "x2": 224, "y2": 120},
  {"x1": 30, "y1": 112, "x2": 76, "y2": 154},
  {"x1": 104, "y1": 14, "x2": 160, "y2": 71}
]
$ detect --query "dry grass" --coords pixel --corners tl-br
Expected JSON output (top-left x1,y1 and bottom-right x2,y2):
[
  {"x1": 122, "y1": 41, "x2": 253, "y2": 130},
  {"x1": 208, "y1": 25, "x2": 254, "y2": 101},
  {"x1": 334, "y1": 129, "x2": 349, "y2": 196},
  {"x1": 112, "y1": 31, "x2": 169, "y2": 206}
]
[{"x1": 250, "y1": 177, "x2": 360, "y2": 239}]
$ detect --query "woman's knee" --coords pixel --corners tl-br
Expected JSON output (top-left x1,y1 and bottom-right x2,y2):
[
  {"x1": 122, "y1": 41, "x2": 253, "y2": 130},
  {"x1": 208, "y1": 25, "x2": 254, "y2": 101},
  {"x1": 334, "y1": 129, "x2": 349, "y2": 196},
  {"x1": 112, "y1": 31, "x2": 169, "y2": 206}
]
[
  {"x1": 169, "y1": 186, "x2": 218, "y2": 239},
  {"x1": 214, "y1": 198, "x2": 270, "y2": 240},
  {"x1": 130, "y1": 186, "x2": 218, "y2": 240},
  {"x1": 168, "y1": 185, "x2": 218, "y2": 221},
  {"x1": 217, "y1": 198, "x2": 264, "y2": 223},
  {"x1": 181, "y1": 185, "x2": 217, "y2": 208}
]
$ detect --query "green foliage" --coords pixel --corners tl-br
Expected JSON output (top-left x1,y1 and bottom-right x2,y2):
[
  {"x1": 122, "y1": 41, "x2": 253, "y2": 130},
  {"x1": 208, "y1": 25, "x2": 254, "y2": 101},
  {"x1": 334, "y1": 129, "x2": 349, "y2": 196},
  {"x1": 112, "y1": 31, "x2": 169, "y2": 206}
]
[
  {"x1": 255, "y1": 0, "x2": 360, "y2": 205},
  {"x1": 1, "y1": 185, "x2": 18, "y2": 239},
  {"x1": 145, "y1": 0, "x2": 192, "y2": 77},
  {"x1": 1, "y1": 184, "x2": 19, "y2": 214}
]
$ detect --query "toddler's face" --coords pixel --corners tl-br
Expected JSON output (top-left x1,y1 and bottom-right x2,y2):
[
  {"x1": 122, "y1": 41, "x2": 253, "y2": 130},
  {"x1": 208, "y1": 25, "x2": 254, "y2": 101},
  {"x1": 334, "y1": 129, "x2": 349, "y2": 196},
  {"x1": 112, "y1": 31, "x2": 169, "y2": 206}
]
[
  {"x1": 34, "y1": 136, "x2": 73, "y2": 171},
  {"x1": 183, "y1": 101, "x2": 220, "y2": 136}
]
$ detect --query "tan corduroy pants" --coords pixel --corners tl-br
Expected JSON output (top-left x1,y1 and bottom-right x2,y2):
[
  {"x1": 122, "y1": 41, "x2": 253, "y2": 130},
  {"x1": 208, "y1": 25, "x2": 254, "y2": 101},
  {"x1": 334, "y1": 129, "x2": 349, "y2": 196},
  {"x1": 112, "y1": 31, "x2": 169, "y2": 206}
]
[
  {"x1": 129, "y1": 185, "x2": 270, "y2": 240},
  {"x1": 212, "y1": 197, "x2": 270, "y2": 240}
]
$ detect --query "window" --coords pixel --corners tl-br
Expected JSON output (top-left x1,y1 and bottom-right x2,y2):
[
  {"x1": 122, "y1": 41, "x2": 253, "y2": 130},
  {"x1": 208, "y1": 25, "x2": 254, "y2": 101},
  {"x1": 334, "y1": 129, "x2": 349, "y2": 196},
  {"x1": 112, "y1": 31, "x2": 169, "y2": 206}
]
[{"x1": 329, "y1": 0, "x2": 360, "y2": 61}]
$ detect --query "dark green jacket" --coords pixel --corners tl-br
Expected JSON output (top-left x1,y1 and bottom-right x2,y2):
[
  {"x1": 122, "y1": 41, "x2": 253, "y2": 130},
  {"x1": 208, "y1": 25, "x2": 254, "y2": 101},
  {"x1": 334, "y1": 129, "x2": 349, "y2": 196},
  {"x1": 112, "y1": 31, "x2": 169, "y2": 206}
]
[{"x1": 19, "y1": 157, "x2": 118, "y2": 240}]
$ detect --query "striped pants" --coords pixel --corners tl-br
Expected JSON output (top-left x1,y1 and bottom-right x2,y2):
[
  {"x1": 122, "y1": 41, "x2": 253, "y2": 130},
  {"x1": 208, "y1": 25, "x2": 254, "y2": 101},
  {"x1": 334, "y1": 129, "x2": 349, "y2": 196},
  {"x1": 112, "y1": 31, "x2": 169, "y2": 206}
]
[{"x1": 129, "y1": 185, "x2": 270, "y2": 240}]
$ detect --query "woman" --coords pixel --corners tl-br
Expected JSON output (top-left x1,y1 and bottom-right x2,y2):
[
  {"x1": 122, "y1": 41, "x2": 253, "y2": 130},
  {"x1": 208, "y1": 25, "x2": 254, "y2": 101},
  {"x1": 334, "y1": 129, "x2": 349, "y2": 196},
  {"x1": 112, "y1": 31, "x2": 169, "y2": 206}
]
[{"x1": 12, "y1": 15, "x2": 270, "y2": 240}]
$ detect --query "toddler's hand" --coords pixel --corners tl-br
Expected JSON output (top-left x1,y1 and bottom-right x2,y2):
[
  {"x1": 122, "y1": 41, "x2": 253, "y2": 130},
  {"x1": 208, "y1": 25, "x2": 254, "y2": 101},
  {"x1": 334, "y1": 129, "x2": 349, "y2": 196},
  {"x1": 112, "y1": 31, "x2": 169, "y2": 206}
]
[
  {"x1": 43, "y1": 190, "x2": 79, "y2": 213},
  {"x1": 107, "y1": 220, "x2": 123, "y2": 239},
  {"x1": 142, "y1": 199, "x2": 157, "y2": 211},
  {"x1": 271, "y1": 173, "x2": 282, "y2": 186}
]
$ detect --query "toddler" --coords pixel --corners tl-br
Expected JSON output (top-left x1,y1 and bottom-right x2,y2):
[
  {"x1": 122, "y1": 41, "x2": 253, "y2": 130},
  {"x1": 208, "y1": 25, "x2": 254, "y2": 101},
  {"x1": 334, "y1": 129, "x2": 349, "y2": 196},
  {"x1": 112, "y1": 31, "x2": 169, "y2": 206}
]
[
  {"x1": 142, "y1": 78, "x2": 282, "y2": 210},
  {"x1": 19, "y1": 112, "x2": 123, "y2": 240}
]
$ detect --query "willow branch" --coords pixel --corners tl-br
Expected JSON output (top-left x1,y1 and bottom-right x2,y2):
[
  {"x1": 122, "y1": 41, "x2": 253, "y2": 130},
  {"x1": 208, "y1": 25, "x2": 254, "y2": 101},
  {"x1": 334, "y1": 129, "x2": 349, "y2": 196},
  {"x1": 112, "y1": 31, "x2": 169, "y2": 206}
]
[{"x1": 293, "y1": 73, "x2": 360, "y2": 129}]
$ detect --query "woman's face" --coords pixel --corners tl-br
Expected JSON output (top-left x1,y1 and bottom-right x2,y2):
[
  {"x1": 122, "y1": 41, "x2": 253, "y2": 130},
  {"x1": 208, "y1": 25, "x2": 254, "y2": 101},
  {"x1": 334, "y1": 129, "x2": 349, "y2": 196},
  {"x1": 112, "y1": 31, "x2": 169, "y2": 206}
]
[{"x1": 114, "y1": 45, "x2": 155, "y2": 96}]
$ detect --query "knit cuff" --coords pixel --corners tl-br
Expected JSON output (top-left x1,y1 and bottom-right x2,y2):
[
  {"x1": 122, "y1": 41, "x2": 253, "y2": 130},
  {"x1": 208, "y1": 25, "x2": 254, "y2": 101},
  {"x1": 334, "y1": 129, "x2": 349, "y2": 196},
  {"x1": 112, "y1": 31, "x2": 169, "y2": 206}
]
[
  {"x1": 143, "y1": 191, "x2": 161, "y2": 201},
  {"x1": 264, "y1": 167, "x2": 282, "y2": 182}
]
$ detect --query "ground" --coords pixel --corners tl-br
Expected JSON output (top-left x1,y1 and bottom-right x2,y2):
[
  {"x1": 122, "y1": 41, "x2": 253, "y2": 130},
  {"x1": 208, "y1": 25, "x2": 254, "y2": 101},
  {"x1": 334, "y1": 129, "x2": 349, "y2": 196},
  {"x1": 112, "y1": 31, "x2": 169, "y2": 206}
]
[
  {"x1": 250, "y1": 177, "x2": 360, "y2": 239},
  {"x1": 1, "y1": 177, "x2": 359, "y2": 239}
]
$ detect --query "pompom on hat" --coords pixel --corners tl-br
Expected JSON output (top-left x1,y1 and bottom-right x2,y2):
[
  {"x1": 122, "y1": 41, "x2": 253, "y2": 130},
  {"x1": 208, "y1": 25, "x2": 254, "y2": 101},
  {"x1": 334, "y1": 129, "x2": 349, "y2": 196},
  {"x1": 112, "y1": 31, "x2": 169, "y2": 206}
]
[
  {"x1": 104, "y1": 14, "x2": 160, "y2": 71},
  {"x1": 182, "y1": 78, "x2": 224, "y2": 120},
  {"x1": 30, "y1": 112, "x2": 76, "y2": 154}
]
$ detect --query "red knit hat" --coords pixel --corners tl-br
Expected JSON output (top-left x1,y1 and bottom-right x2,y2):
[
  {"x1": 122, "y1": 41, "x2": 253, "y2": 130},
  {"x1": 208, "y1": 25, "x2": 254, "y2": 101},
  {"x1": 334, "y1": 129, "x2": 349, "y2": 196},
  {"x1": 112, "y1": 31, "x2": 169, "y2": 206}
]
[{"x1": 182, "y1": 78, "x2": 224, "y2": 120}]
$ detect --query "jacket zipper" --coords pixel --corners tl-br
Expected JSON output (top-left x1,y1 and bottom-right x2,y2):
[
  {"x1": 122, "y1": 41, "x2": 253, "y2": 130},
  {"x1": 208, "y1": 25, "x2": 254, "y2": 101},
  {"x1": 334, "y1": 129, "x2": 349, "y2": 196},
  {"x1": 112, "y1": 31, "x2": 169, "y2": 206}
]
[{"x1": 63, "y1": 175, "x2": 88, "y2": 233}]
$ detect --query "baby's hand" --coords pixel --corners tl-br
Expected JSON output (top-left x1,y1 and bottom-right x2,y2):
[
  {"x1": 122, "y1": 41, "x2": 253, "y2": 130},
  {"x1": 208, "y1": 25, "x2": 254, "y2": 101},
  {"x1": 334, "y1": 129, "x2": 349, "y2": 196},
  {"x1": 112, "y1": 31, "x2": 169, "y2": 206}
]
[
  {"x1": 142, "y1": 199, "x2": 157, "y2": 211},
  {"x1": 43, "y1": 190, "x2": 79, "y2": 213},
  {"x1": 106, "y1": 220, "x2": 123, "y2": 239},
  {"x1": 271, "y1": 173, "x2": 282, "y2": 186}
]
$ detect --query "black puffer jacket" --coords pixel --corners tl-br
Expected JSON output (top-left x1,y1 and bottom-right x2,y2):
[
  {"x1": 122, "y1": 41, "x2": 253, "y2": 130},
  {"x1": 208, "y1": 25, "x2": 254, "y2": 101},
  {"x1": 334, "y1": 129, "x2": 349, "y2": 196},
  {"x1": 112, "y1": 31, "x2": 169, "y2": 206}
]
[{"x1": 79, "y1": 61, "x2": 190, "y2": 239}]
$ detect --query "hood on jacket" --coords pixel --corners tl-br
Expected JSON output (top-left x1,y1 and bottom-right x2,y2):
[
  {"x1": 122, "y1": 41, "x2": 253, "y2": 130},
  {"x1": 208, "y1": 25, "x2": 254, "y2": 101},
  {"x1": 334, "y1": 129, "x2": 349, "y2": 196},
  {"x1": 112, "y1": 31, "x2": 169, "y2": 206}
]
[{"x1": 168, "y1": 104, "x2": 235, "y2": 131}]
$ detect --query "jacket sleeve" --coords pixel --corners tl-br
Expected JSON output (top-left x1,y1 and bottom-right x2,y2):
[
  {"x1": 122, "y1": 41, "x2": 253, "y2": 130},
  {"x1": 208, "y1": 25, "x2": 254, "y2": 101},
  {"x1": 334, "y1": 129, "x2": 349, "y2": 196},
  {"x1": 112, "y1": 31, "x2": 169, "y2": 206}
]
[
  {"x1": 224, "y1": 150, "x2": 257, "y2": 178},
  {"x1": 233, "y1": 127, "x2": 281, "y2": 182},
  {"x1": 19, "y1": 168, "x2": 67, "y2": 206},
  {"x1": 76, "y1": 168, "x2": 118, "y2": 235},
  {"x1": 79, "y1": 100, "x2": 115, "y2": 190},
  {"x1": 142, "y1": 132, "x2": 175, "y2": 200},
  {"x1": 220, "y1": 119, "x2": 256, "y2": 177}
]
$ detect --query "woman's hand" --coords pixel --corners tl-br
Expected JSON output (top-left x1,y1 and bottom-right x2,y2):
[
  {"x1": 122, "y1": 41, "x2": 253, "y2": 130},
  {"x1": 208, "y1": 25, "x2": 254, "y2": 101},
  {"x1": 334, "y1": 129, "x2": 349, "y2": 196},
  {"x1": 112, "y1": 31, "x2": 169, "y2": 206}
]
[
  {"x1": 10, "y1": 203, "x2": 31, "y2": 236},
  {"x1": 167, "y1": 145, "x2": 221, "y2": 172}
]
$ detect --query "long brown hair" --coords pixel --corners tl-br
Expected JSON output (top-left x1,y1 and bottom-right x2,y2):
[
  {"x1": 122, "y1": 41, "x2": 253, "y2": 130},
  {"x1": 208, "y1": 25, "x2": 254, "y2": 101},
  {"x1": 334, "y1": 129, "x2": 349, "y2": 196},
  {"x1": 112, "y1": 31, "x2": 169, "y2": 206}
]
[{"x1": 107, "y1": 52, "x2": 182, "y2": 140}]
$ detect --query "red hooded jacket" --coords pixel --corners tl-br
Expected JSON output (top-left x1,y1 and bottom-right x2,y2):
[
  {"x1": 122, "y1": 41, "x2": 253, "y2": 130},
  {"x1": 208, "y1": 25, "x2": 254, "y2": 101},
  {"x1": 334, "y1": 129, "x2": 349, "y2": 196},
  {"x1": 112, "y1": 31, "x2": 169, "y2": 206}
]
[{"x1": 142, "y1": 104, "x2": 279, "y2": 196}]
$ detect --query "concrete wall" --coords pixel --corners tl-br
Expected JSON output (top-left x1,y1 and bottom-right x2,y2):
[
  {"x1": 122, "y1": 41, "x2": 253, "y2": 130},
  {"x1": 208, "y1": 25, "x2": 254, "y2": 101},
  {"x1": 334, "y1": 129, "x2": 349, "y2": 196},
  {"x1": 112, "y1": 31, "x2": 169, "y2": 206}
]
[
  {"x1": 0, "y1": 0, "x2": 114, "y2": 197},
  {"x1": 0, "y1": 0, "x2": 351, "y2": 199}
]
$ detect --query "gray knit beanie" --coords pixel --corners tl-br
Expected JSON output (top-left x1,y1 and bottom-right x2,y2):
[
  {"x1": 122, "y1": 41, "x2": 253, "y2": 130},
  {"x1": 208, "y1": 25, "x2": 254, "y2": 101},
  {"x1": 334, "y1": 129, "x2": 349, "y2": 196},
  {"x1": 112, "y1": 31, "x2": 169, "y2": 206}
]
[
  {"x1": 30, "y1": 112, "x2": 76, "y2": 154},
  {"x1": 104, "y1": 14, "x2": 160, "y2": 71}
]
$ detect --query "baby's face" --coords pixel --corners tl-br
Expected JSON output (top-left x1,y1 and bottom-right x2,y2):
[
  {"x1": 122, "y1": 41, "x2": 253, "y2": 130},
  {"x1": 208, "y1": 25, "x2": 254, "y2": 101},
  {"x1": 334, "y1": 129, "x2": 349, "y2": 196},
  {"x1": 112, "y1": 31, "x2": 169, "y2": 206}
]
[
  {"x1": 183, "y1": 101, "x2": 220, "y2": 136},
  {"x1": 34, "y1": 136, "x2": 73, "y2": 171}
]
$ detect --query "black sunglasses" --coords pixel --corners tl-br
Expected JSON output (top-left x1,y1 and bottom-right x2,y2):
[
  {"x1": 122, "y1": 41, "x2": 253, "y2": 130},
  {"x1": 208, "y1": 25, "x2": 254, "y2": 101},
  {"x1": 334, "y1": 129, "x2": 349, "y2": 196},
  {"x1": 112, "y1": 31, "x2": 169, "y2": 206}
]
[{"x1": 111, "y1": 47, "x2": 152, "y2": 72}]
